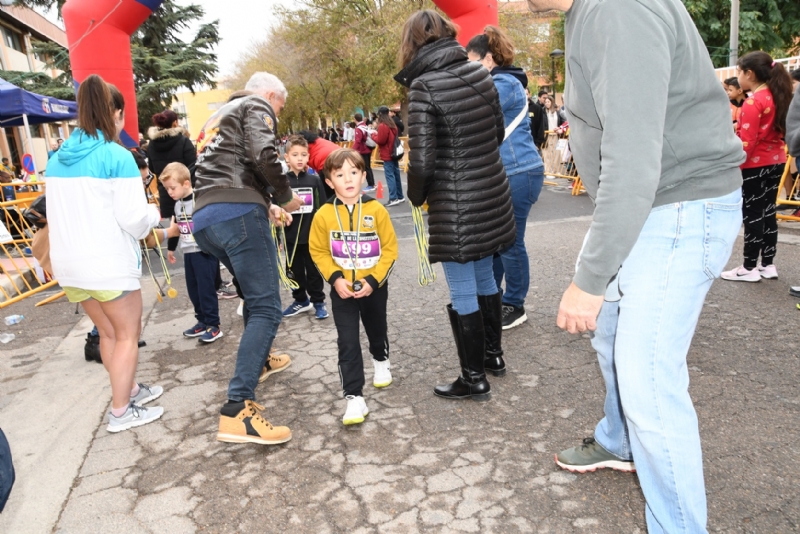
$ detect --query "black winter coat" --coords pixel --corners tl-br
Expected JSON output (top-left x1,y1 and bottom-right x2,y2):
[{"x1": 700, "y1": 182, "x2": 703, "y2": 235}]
[
  {"x1": 395, "y1": 38, "x2": 515, "y2": 264},
  {"x1": 146, "y1": 126, "x2": 197, "y2": 180}
]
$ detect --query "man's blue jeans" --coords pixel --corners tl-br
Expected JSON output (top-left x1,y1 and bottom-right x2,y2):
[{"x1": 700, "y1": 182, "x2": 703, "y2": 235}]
[
  {"x1": 441, "y1": 256, "x2": 497, "y2": 315},
  {"x1": 589, "y1": 189, "x2": 741, "y2": 533},
  {"x1": 493, "y1": 169, "x2": 544, "y2": 307},
  {"x1": 382, "y1": 160, "x2": 404, "y2": 201},
  {"x1": 194, "y1": 205, "x2": 282, "y2": 402}
]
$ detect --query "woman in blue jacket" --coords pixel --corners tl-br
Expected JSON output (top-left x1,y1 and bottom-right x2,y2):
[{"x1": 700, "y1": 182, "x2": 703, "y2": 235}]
[{"x1": 467, "y1": 26, "x2": 545, "y2": 340}]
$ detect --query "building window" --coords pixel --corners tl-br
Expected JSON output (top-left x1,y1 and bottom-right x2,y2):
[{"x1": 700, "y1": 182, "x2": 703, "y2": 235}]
[
  {"x1": 531, "y1": 22, "x2": 550, "y2": 44},
  {"x1": 1, "y1": 26, "x2": 24, "y2": 52}
]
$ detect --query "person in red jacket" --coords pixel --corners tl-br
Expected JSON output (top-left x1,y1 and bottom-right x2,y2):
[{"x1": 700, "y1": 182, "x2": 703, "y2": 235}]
[
  {"x1": 372, "y1": 106, "x2": 405, "y2": 206},
  {"x1": 722, "y1": 51, "x2": 794, "y2": 283},
  {"x1": 352, "y1": 113, "x2": 376, "y2": 191},
  {"x1": 299, "y1": 130, "x2": 338, "y2": 201}
]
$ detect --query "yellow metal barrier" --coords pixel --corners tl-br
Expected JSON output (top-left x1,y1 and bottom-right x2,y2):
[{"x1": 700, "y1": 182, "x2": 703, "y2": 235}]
[
  {"x1": 0, "y1": 195, "x2": 59, "y2": 308},
  {"x1": 541, "y1": 132, "x2": 584, "y2": 195},
  {"x1": 776, "y1": 156, "x2": 798, "y2": 222}
]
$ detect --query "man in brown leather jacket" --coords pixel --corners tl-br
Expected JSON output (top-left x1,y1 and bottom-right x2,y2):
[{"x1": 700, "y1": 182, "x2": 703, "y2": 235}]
[{"x1": 192, "y1": 72, "x2": 303, "y2": 446}]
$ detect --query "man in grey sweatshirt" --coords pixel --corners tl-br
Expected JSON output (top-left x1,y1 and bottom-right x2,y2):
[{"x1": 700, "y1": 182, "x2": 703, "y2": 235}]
[
  {"x1": 787, "y1": 83, "x2": 800, "y2": 158},
  {"x1": 527, "y1": 0, "x2": 745, "y2": 532}
]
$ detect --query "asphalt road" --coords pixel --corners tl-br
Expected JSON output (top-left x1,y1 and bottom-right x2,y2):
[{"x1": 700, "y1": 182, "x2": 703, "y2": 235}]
[{"x1": 2, "y1": 170, "x2": 799, "y2": 533}]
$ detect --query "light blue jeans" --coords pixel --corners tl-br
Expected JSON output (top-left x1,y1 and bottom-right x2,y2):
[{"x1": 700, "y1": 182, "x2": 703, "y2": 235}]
[
  {"x1": 382, "y1": 160, "x2": 404, "y2": 201},
  {"x1": 589, "y1": 189, "x2": 741, "y2": 534},
  {"x1": 493, "y1": 168, "x2": 545, "y2": 307},
  {"x1": 441, "y1": 256, "x2": 497, "y2": 315}
]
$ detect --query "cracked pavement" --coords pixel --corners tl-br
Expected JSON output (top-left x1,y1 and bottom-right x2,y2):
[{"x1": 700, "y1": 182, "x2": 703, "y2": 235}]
[{"x1": 1, "y1": 186, "x2": 799, "y2": 533}]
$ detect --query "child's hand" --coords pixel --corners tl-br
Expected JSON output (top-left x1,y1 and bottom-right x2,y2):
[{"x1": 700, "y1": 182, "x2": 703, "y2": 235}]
[
  {"x1": 353, "y1": 279, "x2": 373, "y2": 299},
  {"x1": 334, "y1": 277, "x2": 354, "y2": 299},
  {"x1": 167, "y1": 251, "x2": 176, "y2": 264}
]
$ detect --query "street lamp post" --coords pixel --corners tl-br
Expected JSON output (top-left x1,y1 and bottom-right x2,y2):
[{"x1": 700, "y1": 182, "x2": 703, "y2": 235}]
[{"x1": 549, "y1": 48, "x2": 564, "y2": 103}]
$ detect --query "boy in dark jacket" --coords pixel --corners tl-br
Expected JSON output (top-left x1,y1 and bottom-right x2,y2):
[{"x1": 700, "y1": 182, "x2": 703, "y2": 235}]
[{"x1": 281, "y1": 135, "x2": 330, "y2": 320}]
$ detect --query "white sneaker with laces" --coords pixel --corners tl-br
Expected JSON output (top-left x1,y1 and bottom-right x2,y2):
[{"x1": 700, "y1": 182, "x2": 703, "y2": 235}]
[
  {"x1": 757, "y1": 263, "x2": 778, "y2": 279},
  {"x1": 721, "y1": 266, "x2": 761, "y2": 282},
  {"x1": 342, "y1": 395, "x2": 369, "y2": 425},
  {"x1": 107, "y1": 403, "x2": 164, "y2": 433},
  {"x1": 130, "y1": 383, "x2": 163, "y2": 405},
  {"x1": 373, "y1": 359, "x2": 392, "y2": 388}
]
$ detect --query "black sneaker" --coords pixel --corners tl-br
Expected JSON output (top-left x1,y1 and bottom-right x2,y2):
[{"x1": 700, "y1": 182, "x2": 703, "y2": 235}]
[
  {"x1": 501, "y1": 304, "x2": 527, "y2": 330},
  {"x1": 790, "y1": 286, "x2": 800, "y2": 299}
]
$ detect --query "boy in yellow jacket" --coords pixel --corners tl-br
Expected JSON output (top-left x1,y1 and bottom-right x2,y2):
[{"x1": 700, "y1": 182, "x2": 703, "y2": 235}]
[{"x1": 309, "y1": 148, "x2": 398, "y2": 425}]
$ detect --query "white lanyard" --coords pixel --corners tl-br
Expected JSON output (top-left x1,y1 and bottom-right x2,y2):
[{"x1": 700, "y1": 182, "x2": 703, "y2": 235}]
[{"x1": 333, "y1": 196, "x2": 362, "y2": 283}]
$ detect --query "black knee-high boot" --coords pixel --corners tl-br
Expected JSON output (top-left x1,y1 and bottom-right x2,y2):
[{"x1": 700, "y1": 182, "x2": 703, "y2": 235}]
[
  {"x1": 433, "y1": 305, "x2": 491, "y2": 401},
  {"x1": 478, "y1": 293, "x2": 506, "y2": 377}
]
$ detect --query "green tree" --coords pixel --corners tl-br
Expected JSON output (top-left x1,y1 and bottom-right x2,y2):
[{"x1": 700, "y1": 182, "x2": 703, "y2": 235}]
[
  {"x1": 232, "y1": 0, "x2": 432, "y2": 134},
  {"x1": 682, "y1": 0, "x2": 800, "y2": 67},
  {"x1": 12, "y1": 0, "x2": 220, "y2": 134}
]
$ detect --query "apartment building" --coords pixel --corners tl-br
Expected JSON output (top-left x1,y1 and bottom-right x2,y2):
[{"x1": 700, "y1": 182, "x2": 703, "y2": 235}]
[{"x1": 0, "y1": 5, "x2": 73, "y2": 174}]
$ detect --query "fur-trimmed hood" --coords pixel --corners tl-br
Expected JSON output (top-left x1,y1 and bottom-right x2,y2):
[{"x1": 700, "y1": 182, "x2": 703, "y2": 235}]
[{"x1": 147, "y1": 126, "x2": 190, "y2": 142}]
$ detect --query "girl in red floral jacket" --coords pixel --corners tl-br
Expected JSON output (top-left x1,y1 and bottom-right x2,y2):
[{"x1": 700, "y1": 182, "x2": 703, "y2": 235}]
[{"x1": 722, "y1": 51, "x2": 793, "y2": 283}]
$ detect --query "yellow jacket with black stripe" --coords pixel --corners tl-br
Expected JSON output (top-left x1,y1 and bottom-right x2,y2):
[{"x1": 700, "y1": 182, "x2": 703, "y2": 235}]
[{"x1": 309, "y1": 196, "x2": 398, "y2": 290}]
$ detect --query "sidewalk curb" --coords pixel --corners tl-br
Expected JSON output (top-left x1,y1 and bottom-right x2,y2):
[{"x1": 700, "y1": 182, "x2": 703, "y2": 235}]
[{"x1": 0, "y1": 280, "x2": 162, "y2": 534}]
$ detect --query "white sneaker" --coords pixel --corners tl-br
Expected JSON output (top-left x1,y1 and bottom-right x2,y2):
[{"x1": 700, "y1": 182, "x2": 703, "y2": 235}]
[
  {"x1": 130, "y1": 383, "x2": 163, "y2": 405},
  {"x1": 236, "y1": 300, "x2": 244, "y2": 317},
  {"x1": 342, "y1": 395, "x2": 369, "y2": 426},
  {"x1": 721, "y1": 266, "x2": 761, "y2": 282},
  {"x1": 373, "y1": 359, "x2": 392, "y2": 388},
  {"x1": 757, "y1": 263, "x2": 778, "y2": 279},
  {"x1": 107, "y1": 403, "x2": 164, "y2": 433}
]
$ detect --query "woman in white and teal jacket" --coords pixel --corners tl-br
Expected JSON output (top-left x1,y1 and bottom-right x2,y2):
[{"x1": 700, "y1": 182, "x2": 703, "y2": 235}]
[{"x1": 46, "y1": 75, "x2": 164, "y2": 433}]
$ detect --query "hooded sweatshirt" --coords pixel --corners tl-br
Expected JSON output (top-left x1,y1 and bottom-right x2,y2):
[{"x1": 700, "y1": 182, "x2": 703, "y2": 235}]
[
  {"x1": 787, "y1": 83, "x2": 800, "y2": 158},
  {"x1": 564, "y1": 0, "x2": 745, "y2": 295},
  {"x1": 46, "y1": 128, "x2": 161, "y2": 291}
]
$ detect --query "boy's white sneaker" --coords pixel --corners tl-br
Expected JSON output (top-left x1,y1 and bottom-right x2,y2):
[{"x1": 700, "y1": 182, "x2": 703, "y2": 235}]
[
  {"x1": 373, "y1": 359, "x2": 392, "y2": 388},
  {"x1": 757, "y1": 263, "x2": 778, "y2": 279},
  {"x1": 342, "y1": 395, "x2": 369, "y2": 426}
]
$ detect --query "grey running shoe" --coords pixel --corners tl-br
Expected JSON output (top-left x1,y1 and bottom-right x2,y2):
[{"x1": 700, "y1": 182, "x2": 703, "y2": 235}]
[
  {"x1": 555, "y1": 437, "x2": 636, "y2": 473},
  {"x1": 107, "y1": 403, "x2": 164, "y2": 433},
  {"x1": 130, "y1": 383, "x2": 163, "y2": 406}
]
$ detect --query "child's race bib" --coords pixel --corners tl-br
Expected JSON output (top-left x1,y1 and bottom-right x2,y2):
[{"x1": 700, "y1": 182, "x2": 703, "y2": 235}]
[
  {"x1": 330, "y1": 230, "x2": 381, "y2": 270},
  {"x1": 177, "y1": 218, "x2": 194, "y2": 243},
  {"x1": 292, "y1": 187, "x2": 314, "y2": 215}
]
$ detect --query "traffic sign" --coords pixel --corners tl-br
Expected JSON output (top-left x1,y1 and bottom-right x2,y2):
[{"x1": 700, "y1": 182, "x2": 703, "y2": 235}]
[{"x1": 22, "y1": 153, "x2": 34, "y2": 175}]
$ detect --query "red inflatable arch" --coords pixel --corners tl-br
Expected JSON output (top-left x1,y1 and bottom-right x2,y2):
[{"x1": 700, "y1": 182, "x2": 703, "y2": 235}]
[
  {"x1": 432, "y1": 0, "x2": 498, "y2": 46},
  {"x1": 62, "y1": 0, "x2": 164, "y2": 147}
]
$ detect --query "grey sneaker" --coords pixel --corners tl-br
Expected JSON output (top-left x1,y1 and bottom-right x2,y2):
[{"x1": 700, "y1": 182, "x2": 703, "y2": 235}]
[
  {"x1": 107, "y1": 403, "x2": 164, "y2": 433},
  {"x1": 130, "y1": 383, "x2": 163, "y2": 406},
  {"x1": 555, "y1": 437, "x2": 636, "y2": 473}
]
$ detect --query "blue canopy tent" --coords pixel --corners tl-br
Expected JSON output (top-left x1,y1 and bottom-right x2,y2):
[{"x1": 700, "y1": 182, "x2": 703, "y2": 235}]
[{"x1": 0, "y1": 77, "x2": 77, "y2": 176}]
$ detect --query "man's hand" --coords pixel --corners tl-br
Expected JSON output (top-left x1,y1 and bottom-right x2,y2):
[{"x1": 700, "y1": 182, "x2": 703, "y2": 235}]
[
  {"x1": 557, "y1": 282, "x2": 604, "y2": 334},
  {"x1": 167, "y1": 219, "x2": 179, "y2": 238},
  {"x1": 333, "y1": 277, "x2": 354, "y2": 299},
  {"x1": 167, "y1": 251, "x2": 176, "y2": 265},
  {"x1": 268, "y1": 204, "x2": 293, "y2": 227},
  {"x1": 353, "y1": 279, "x2": 373, "y2": 299},
  {"x1": 280, "y1": 192, "x2": 303, "y2": 214}
]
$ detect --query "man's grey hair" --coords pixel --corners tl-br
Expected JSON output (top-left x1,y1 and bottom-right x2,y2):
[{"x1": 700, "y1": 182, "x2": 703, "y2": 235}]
[{"x1": 245, "y1": 72, "x2": 288, "y2": 100}]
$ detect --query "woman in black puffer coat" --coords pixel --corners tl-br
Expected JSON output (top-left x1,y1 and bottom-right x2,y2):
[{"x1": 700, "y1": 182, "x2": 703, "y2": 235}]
[
  {"x1": 146, "y1": 109, "x2": 196, "y2": 251},
  {"x1": 395, "y1": 10, "x2": 515, "y2": 402}
]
